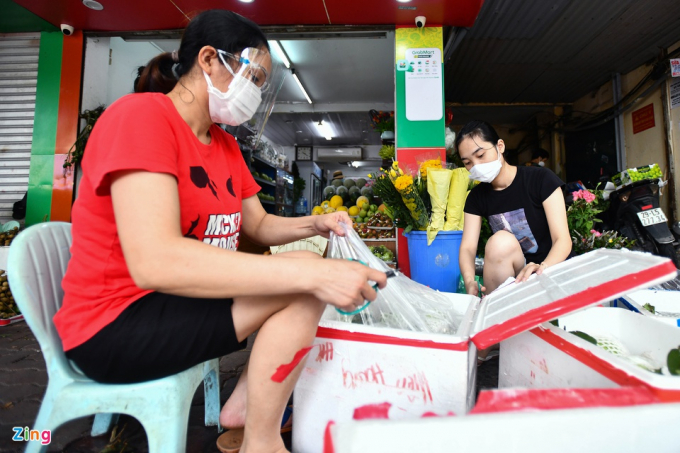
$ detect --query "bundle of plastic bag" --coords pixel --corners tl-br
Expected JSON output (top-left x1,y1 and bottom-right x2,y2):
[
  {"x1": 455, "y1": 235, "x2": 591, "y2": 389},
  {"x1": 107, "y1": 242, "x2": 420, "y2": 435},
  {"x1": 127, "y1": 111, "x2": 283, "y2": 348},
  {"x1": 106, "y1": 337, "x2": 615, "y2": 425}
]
[
  {"x1": 426, "y1": 167, "x2": 452, "y2": 245},
  {"x1": 443, "y1": 167, "x2": 471, "y2": 231},
  {"x1": 325, "y1": 223, "x2": 465, "y2": 334}
]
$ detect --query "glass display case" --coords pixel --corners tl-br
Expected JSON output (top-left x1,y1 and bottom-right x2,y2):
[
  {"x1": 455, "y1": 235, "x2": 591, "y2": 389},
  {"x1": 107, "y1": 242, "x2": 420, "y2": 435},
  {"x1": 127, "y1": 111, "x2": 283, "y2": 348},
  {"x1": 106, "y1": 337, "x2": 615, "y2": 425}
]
[{"x1": 276, "y1": 169, "x2": 294, "y2": 217}]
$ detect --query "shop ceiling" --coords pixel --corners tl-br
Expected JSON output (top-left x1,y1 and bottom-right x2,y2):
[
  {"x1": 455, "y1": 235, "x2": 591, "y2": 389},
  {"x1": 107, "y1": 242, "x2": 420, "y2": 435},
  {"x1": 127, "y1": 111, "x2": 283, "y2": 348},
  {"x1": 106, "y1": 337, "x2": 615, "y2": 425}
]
[{"x1": 8, "y1": 0, "x2": 680, "y2": 149}]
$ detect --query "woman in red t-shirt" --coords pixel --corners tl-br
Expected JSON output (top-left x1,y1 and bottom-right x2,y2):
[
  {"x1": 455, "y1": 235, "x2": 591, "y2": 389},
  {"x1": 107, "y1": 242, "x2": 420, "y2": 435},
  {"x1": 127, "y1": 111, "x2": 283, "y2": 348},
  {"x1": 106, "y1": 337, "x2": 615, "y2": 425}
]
[{"x1": 55, "y1": 10, "x2": 387, "y2": 453}]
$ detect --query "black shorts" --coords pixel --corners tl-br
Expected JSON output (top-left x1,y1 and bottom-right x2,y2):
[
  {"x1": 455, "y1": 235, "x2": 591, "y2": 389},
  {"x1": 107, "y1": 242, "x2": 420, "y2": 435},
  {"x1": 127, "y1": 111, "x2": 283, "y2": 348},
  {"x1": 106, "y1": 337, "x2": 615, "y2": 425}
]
[{"x1": 66, "y1": 292, "x2": 247, "y2": 384}]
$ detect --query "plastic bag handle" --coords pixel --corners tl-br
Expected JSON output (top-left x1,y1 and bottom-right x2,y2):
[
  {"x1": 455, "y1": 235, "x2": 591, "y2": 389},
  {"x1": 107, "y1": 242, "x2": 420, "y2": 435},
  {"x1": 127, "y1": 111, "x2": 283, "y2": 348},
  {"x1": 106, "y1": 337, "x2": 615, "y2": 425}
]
[{"x1": 335, "y1": 258, "x2": 379, "y2": 316}]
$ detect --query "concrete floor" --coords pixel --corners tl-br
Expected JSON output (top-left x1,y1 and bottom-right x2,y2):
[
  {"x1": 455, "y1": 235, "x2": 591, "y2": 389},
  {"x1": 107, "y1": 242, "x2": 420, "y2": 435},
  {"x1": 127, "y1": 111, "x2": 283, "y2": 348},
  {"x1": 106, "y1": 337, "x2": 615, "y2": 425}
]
[{"x1": 0, "y1": 321, "x2": 499, "y2": 453}]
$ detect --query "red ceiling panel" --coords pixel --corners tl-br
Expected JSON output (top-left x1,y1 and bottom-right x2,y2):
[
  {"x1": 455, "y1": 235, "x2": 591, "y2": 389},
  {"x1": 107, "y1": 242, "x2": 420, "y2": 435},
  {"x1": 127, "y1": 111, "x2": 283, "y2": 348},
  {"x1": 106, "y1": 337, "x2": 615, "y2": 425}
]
[
  {"x1": 175, "y1": 0, "x2": 331, "y2": 26},
  {"x1": 11, "y1": 0, "x2": 484, "y2": 31},
  {"x1": 11, "y1": 0, "x2": 187, "y2": 31},
  {"x1": 325, "y1": 0, "x2": 484, "y2": 28}
]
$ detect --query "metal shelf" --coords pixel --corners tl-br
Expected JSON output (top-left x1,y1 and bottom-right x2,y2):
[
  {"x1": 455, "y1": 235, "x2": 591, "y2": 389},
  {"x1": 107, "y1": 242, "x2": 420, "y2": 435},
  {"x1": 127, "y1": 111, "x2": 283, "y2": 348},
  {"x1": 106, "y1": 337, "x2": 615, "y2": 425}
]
[{"x1": 254, "y1": 177, "x2": 276, "y2": 187}]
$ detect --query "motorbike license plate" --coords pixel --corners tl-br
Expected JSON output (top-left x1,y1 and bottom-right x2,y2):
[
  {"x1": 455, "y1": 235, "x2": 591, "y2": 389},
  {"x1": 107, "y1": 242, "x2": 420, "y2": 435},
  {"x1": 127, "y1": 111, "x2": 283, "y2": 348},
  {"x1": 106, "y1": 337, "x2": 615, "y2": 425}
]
[{"x1": 637, "y1": 208, "x2": 667, "y2": 226}]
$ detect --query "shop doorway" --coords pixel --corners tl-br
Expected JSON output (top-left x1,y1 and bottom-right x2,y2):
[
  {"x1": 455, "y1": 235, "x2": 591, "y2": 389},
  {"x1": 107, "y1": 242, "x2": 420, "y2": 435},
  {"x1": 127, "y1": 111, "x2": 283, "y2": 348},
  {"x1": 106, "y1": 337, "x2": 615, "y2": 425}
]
[{"x1": 564, "y1": 122, "x2": 617, "y2": 188}]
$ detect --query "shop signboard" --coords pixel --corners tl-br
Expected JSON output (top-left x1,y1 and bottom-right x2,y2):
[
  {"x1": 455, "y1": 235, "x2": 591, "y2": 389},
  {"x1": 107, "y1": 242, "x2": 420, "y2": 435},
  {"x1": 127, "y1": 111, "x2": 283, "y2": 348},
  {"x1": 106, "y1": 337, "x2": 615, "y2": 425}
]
[
  {"x1": 632, "y1": 103, "x2": 655, "y2": 134},
  {"x1": 403, "y1": 48, "x2": 443, "y2": 121}
]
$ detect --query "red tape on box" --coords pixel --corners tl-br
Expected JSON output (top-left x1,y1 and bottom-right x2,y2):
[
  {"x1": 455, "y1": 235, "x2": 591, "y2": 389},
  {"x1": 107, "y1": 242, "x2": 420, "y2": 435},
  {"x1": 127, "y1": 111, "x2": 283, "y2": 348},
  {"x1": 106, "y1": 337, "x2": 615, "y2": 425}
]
[
  {"x1": 316, "y1": 326, "x2": 468, "y2": 351},
  {"x1": 472, "y1": 261, "x2": 677, "y2": 350},
  {"x1": 531, "y1": 327, "x2": 680, "y2": 402}
]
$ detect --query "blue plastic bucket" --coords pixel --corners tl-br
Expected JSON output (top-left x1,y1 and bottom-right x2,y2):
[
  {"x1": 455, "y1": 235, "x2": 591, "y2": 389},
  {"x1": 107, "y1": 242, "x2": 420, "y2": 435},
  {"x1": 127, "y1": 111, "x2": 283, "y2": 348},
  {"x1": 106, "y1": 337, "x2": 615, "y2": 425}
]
[{"x1": 404, "y1": 230, "x2": 463, "y2": 293}]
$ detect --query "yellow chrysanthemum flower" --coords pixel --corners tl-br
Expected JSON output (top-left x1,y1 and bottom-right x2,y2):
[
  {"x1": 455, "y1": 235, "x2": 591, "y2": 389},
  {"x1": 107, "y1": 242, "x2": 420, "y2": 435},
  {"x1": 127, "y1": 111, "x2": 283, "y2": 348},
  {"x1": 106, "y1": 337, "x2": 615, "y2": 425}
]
[
  {"x1": 394, "y1": 175, "x2": 413, "y2": 191},
  {"x1": 419, "y1": 159, "x2": 442, "y2": 178}
]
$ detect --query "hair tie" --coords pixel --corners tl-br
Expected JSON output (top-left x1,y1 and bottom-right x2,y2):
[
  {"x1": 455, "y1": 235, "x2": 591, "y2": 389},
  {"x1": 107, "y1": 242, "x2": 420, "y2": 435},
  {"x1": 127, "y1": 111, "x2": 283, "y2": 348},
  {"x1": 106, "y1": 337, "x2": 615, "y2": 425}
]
[
  {"x1": 171, "y1": 63, "x2": 181, "y2": 80},
  {"x1": 171, "y1": 50, "x2": 179, "y2": 62}
]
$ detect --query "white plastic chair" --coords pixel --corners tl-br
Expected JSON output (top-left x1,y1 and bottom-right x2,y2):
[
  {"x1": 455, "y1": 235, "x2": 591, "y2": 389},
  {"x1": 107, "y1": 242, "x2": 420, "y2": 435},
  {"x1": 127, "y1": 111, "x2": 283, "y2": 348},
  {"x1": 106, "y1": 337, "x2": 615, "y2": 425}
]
[{"x1": 8, "y1": 222, "x2": 221, "y2": 453}]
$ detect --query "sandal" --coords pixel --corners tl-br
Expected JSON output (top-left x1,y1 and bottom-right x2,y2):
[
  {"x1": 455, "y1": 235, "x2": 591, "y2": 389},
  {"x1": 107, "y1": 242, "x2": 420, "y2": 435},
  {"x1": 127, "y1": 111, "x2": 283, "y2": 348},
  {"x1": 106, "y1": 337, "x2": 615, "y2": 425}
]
[
  {"x1": 216, "y1": 428, "x2": 243, "y2": 453},
  {"x1": 216, "y1": 405, "x2": 293, "y2": 453}
]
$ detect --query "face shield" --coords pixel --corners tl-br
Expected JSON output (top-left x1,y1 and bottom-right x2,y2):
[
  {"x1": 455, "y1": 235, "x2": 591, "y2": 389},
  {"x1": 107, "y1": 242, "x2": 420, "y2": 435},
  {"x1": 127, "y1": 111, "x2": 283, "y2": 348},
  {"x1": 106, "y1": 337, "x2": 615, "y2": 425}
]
[{"x1": 218, "y1": 46, "x2": 288, "y2": 143}]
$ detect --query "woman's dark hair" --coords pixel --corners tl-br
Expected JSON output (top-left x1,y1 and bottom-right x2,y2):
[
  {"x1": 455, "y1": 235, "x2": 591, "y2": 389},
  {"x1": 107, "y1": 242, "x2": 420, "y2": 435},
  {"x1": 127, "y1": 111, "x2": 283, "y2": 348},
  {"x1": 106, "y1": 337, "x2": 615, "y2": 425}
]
[
  {"x1": 134, "y1": 10, "x2": 269, "y2": 94},
  {"x1": 454, "y1": 120, "x2": 500, "y2": 151}
]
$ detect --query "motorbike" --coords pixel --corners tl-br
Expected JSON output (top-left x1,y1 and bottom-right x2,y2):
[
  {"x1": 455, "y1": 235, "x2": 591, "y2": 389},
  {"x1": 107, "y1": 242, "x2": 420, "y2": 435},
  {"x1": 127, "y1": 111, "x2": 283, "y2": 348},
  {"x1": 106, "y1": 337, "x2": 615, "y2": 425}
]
[{"x1": 602, "y1": 179, "x2": 679, "y2": 268}]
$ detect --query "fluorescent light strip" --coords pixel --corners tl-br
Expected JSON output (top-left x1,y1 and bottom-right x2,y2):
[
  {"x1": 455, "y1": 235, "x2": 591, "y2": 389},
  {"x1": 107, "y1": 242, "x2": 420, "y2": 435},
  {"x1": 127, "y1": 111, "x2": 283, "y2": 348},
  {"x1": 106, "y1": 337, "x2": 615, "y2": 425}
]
[
  {"x1": 293, "y1": 73, "x2": 313, "y2": 104},
  {"x1": 269, "y1": 41, "x2": 291, "y2": 69}
]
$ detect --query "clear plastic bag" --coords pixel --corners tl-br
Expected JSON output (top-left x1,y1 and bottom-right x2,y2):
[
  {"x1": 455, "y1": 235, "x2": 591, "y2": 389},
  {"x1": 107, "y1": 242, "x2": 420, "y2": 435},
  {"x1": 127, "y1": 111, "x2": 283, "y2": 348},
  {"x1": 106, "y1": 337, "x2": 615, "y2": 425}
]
[{"x1": 326, "y1": 223, "x2": 464, "y2": 335}]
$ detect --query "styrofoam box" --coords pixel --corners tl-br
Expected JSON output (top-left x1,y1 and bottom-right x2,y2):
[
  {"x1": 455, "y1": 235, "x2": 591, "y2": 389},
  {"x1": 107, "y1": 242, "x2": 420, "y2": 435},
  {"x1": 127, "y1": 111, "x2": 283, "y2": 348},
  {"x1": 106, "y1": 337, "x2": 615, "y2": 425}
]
[
  {"x1": 293, "y1": 249, "x2": 677, "y2": 453},
  {"x1": 499, "y1": 307, "x2": 680, "y2": 400},
  {"x1": 613, "y1": 289, "x2": 680, "y2": 327},
  {"x1": 324, "y1": 402, "x2": 680, "y2": 453}
]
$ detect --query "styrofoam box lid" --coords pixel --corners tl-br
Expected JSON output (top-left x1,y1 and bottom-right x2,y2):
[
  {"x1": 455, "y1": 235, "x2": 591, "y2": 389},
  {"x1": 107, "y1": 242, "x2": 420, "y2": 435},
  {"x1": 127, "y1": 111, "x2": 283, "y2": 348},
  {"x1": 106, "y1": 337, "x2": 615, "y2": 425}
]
[{"x1": 470, "y1": 249, "x2": 677, "y2": 350}]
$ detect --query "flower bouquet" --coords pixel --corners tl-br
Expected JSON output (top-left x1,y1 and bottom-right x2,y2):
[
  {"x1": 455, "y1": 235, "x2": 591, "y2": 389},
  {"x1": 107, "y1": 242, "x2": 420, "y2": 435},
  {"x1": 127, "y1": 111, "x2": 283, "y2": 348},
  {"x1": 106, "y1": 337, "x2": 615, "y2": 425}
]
[
  {"x1": 369, "y1": 110, "x2": 395, "y2": 134},
  {"x1": 369, "y1": 158, "x2": 477, "y2": 245},
  {"x1": 567, "y1": 188, "x2": 635, "y2": 254}
]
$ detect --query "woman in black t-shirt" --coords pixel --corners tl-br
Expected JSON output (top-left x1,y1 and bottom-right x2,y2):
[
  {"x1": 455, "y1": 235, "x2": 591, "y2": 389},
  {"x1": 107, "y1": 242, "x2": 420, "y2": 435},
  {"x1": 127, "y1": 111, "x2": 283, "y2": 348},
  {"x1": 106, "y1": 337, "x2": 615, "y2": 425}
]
[{"x1": 457, "y1": 121, "x2": 572, "y2": 296}]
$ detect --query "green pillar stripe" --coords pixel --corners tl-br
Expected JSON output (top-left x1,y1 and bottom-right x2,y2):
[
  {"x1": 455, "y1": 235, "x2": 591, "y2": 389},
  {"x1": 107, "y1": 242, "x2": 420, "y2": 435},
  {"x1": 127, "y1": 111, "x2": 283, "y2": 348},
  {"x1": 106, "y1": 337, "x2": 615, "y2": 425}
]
[
  {"x1": 27, "y1": 31, "x2": 63, "y2": 226},
  {"x1": 395, "y1": 28, "x2": 445, "y2": 149}
]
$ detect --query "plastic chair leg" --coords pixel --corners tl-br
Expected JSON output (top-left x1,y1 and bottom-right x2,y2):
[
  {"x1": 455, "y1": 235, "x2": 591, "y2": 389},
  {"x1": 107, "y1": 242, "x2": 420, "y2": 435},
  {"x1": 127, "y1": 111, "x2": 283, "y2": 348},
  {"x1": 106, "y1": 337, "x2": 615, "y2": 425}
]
[
  {"x1": 203, "y1": 364, "x2": 222, "y2": 431},
  {"x1": 26, "y1": 390, "x2": 71, "y2": 453},
  {"x1": 91, "y1": 413, "x2": 120, "y2": 437},
  {"x1": 140, "y1": 400, "x2": 192, "y2": 453}
]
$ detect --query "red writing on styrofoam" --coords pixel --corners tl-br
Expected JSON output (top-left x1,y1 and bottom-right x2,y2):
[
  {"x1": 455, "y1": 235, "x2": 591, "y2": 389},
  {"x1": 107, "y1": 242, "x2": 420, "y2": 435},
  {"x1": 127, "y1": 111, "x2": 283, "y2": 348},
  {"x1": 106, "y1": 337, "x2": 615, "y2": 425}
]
[
  {"x1": 343, "y1": 363, "x2": 386, "y2": 388},
  {"x1": 316, "y1": 342, "x2": 334, "y2": 362},
  {"x1": 396, "y1": 372, "x2": 433, "y2": 404},
  {"x1": 340, "y1": 361, "x2": 434, "y2": 404}
]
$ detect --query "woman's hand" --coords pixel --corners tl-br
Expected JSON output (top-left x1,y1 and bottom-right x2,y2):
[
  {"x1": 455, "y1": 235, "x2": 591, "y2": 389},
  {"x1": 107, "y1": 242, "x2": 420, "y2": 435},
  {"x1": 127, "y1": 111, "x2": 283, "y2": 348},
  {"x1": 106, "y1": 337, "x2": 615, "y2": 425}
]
[
  {"x1": 515, "y1": 262, "x2": 546, "y2": 283},
  {"x1": 310, "y1": 259, "x2": 387, "y2": 311},
  {"x1": 311, "y1": 211, "x2": 353, "y2": 238},
  {"x1": 465, "y1": 279, "x2": 486, "y2": 297}
]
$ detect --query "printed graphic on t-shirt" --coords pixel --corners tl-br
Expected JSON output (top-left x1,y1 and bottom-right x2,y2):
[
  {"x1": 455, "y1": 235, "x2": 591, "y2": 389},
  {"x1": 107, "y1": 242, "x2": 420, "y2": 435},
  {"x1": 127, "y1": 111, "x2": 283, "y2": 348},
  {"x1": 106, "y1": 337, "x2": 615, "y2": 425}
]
[
  {"x1": 190, "y1": 166, "x2": 219, "y2": 199},
  {"x1": 488, "y1": 208, "x2": 537, "y2": 254},
  {"x1": 202, "y1": 212, "x2": 242, "y2": 251}
]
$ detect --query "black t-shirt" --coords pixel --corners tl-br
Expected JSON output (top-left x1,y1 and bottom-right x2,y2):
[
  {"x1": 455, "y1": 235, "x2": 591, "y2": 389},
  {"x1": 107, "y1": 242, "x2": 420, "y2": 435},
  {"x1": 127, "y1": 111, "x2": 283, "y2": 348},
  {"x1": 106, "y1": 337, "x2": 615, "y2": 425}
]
[{"x1": 464, "y1": 166, "x2": 565, "y2": 263}]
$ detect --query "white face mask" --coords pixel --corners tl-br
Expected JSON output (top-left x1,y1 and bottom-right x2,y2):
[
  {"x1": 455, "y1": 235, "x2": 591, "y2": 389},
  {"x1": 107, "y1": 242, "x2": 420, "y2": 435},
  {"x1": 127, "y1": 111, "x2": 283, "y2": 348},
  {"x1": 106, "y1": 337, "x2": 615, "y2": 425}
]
[
  {"x1": 469, "y1": 146, "x2": 502, "y2": 183},
  {"x1": 203, "y1": 71, "x2": 262, "y2": 126},
  {"x1": 537, "y1": 160, "x2": 545, "y2": 167}
]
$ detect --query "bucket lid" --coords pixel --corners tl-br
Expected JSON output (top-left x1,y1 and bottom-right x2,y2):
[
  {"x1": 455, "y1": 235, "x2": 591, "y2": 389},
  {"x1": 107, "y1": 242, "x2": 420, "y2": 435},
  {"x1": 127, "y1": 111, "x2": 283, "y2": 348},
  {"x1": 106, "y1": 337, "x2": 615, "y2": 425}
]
[{"x1": 469, "y1": 249, "x2": 677, "y2": 350}]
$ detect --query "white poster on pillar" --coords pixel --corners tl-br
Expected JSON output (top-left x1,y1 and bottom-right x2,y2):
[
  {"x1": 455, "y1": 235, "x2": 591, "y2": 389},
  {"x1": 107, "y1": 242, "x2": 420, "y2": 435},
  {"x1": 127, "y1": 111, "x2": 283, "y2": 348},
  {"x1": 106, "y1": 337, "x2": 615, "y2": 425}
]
[{"x1": 405, "y1": 48, "x2": 443, "y2": 122}]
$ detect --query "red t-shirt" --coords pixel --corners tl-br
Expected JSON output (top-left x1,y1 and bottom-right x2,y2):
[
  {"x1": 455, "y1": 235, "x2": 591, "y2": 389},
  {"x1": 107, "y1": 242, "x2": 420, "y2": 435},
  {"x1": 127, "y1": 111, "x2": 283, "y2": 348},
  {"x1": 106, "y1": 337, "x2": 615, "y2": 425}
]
[{"x1": 54, "y1": 93, "x2": 261, "y2": 351}]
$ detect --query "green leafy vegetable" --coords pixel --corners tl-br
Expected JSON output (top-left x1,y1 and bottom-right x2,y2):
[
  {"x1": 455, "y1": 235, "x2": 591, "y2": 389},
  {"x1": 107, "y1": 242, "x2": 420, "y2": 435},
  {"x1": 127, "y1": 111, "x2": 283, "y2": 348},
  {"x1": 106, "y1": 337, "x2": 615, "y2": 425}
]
[
  {"x1": 569, "y1": 331, "x2": 598, "y2": 345},
  {"x1": 668, "y1": 347, "x2": 680, "y2": 376}
]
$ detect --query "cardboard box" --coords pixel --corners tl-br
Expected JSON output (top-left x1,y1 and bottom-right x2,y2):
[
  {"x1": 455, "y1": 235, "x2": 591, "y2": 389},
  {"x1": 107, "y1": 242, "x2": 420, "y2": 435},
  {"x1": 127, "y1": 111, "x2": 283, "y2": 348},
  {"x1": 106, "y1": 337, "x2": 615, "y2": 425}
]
[
  {"x1": 499, "y1": 307, "x2": 680, "y2": 401},
  {"x1": 293, "y1": 250, "x2": 677, "y2": 452},
  {"x1": 613, "y1": 289, "x2": 680, "y2": 327},
  {"x1": 324, "y1": 398, "x2": 680, "y2": 453}
]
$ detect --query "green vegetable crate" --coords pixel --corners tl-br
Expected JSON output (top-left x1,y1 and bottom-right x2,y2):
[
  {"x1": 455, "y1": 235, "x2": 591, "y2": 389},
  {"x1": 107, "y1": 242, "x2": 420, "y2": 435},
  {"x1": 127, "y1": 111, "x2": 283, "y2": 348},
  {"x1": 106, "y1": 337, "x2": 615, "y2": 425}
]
[{"x1": 611, "y1": 163, "x2": 663, "y2": 189}]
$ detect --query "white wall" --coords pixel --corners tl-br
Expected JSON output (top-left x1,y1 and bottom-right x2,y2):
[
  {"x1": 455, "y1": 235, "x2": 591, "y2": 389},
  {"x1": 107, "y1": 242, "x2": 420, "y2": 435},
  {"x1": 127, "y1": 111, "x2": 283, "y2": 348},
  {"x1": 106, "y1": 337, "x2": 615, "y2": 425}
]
[{"x1": 107, "y1": 38, "x2": 161, "y2": 105}]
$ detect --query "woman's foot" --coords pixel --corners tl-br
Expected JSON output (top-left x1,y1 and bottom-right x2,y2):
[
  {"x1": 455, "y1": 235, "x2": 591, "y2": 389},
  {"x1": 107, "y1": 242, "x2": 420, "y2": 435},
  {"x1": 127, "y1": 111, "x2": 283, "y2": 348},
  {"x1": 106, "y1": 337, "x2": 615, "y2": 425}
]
[
  {"x1": 220, "y1": 386, "x2": 247, "y2": 428},
  {"x1": 220, "y1": 364, "x2": 248, "y2": 428}
]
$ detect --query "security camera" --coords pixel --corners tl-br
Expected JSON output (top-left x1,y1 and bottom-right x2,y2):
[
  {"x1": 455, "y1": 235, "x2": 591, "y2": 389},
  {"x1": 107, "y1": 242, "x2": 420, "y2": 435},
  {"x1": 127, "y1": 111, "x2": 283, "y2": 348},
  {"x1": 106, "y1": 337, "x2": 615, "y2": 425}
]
[
  {"x1": 415, "y1": 16, "x2": 426, "y2": 28},
  {"x1": 60, "y1": 24, "x2": 75, "y2": 36}
]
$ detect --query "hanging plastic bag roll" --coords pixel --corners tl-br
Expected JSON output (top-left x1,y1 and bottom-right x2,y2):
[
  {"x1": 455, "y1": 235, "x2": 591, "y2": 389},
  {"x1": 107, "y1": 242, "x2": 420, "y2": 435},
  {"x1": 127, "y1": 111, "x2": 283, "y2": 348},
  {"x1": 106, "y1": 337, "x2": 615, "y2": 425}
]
[
  {"x1": 426, "y1": 168, "x2": 452, "y2": 245},
  {"x1": 326, "y1": 223, "x2": 464, "y2": 334},
  {"x1": 443, "y1": 167, "x2": 471, "y2": 231}
]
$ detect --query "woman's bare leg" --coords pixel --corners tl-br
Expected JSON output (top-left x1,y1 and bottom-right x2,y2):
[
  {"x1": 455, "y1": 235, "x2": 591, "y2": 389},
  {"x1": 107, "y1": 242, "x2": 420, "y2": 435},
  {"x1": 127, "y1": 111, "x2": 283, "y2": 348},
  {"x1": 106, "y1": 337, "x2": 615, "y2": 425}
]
[
  {"x1": 220, "y1": 251, "x2": 325, "y2": 452},
  {"x1": 483, "y1": 230, "x2": 525, "y2": 293}
]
